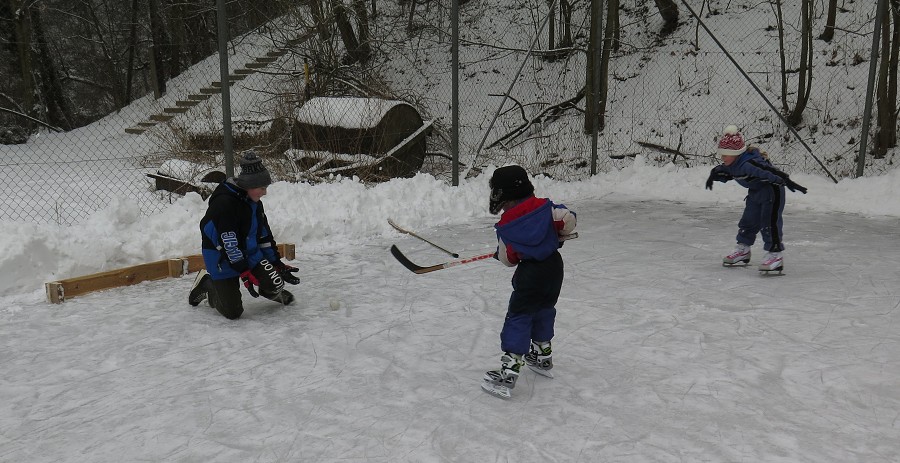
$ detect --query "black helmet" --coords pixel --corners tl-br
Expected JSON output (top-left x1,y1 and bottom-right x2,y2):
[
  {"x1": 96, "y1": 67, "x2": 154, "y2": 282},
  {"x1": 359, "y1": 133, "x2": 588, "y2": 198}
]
[{"x1": 489, "y1": 165, "x2": 534, "y2": 214}]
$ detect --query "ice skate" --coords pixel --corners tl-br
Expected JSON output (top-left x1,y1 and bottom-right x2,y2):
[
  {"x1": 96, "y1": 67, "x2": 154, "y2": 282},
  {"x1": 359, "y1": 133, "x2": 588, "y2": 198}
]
[
  {"x1": 758, "y1": 252, "x2": 784, "y2": 275},
  {"x1": 188, "y1": 270, "x2": 211, "y2": 306},
  {"x1": 481, "y1": 353, "x2": 524, "y2": 399},
  {"x1": 723, "y1": 243, "x2": 751, "y2": 266},
  {"x1": 524, "y1": 341, "x2": 554, "y2": 378}
]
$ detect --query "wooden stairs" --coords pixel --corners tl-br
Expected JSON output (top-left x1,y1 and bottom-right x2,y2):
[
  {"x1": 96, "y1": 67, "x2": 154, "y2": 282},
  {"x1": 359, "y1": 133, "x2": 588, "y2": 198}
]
[{"x1": 125, "y1": 32, "x2": 314, "y2": 135}]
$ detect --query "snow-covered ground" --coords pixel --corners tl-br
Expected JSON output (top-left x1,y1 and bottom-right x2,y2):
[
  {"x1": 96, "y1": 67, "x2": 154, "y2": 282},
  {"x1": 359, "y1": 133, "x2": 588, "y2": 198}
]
[{"x1": 2, "y1": 163, "x2": 900, "y2": 462}]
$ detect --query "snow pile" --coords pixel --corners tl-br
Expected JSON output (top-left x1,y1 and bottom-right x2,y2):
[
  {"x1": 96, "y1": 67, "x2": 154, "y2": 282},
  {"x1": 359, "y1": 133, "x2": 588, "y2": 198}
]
[{"x1": 2, "y1": 159, "x2": 899, "y2": 299}]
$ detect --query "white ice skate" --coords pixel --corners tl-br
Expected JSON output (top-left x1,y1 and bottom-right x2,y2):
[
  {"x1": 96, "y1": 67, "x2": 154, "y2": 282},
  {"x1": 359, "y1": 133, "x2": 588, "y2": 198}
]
[
  {"x1": 723, "y1": 244, "x2": 751, "y2": 266},
  {"x1": 524, "y1": 341, "x2": 554, "y2": 378},
  {"x1": 482, "y1": 353, "x2": 524, "y2": 399},
  {"x1": 758, "y1": 252, "x2": 784, "y2": 275}
]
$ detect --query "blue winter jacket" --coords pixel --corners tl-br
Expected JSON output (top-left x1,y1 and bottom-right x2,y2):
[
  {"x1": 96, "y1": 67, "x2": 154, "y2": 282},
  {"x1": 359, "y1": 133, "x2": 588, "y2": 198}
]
[
  {"x1": 495, "y1": 196, "x2": 568, "y2": 262},
  {"x1": 711, "y1": 148, "x2": 785, "y2": 191},
  {"x1": 199, "y1": 180, "x2": 281, "y2": 279}
]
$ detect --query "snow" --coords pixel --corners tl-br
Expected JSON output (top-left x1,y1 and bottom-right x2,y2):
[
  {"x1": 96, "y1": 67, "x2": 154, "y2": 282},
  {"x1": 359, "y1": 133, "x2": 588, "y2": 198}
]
[
  {"x1": 294, "y1": 97, "x2": 408, "y2": 129},
  {"x1": 3, "y1": 162, "x2": 900, "y2": 462},
  {"x1": 2, "y1": 1, "x2": 898, "y2": 460}
]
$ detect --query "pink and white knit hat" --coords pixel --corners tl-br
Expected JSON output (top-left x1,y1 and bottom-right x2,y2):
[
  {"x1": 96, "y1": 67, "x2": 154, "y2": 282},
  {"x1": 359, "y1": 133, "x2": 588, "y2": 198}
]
[{"x1": 717, "y1": 125, "x2": 746, "y2": 157}]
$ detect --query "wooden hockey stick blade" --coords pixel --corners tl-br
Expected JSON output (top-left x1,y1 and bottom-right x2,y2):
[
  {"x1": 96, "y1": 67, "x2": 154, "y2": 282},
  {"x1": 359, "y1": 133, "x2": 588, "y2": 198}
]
[
  {"x1": 390, "y1": 233, "x2": 578, "y2": 275},
  {"x1": 387, "y1": 218, "x2": 459, "y2": 257}
]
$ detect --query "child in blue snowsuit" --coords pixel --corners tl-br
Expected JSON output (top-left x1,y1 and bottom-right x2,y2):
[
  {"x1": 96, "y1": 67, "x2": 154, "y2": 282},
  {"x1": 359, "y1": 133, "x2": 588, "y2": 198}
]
[
  {"x1": 706, "y1": 125, "x2": 807, "y2": 271},
  {"x1": 483, "y1": 165, "x2": 577, "y2": 392}
]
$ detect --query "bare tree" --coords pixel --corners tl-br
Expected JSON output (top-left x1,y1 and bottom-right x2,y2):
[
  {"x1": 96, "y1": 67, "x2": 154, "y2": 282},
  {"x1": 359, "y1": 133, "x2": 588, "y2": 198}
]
[
  {"x1": 351, "y1": 0, "x2": 372, "y2": 61},
  {"x1": 547, "y1": 0, "x2": 556, "y2": 50},
  {"x1": 558, "y1": 0, "x2": 574, "y2": 48},
  {"x1": 607, "y1": 0, "x2": 619, "y2": 51},
  {"x1": 596, "y1": 0, "x2": 614, "y2": 127},
  {"x1": 330, "y1": 0, "x2": 371, "y2": 64},
  {"x1": 31, "y1": 1, "x2": 74, "y2": 129},
  {"x1": 654, "y1": 0, "x2": 678, "y2": 35},
  {"x1": 10, "y1": 0, "x2": 35, "y2": 124},
  {"x1": 148, "y1": 0, "x2": 168, "y2": 97},
  {"x1": 819, "y1": 0, "x2": 837, "y2": 42},
  {"x1": 124, "y1": 0, "x2": 140, "y2": 105},
  {"x1": 775, "y1": 0, "x2": 813, "y2": 126},
  {"x1": 874, "y1": 0, "x2": 899, "y2": 157},
  {"x1": 309, "y1": 0, "x2": 332, "y2": 41}
]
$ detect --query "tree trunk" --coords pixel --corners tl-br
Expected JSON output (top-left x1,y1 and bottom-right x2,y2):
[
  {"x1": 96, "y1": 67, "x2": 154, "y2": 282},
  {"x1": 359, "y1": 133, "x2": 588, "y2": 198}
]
[
  {"x1": 309, "y1": 0, "x2": 332, "y2": 41},
  {"x1": 406, "y1": 0, "x2": 416, "y2": 34},
  {"x1": 124, "y1": 0, "x2": 140, "y2": 105},
  {"x1": 351, "y1": 0, "x2": 372, "y2": 62},
  {"x1": 148, "y1": 0, "x2": 168, "y2": 97},
  {"x1": 819, "y1": 0, "x2": 837, "y2": 42},
  {"x1": 608, "y1": 0, "x2": 619, "y2": 52},
  {"x1": 547, "y1": 0, "x2": 556, "y2": 50},
  {"x1": 776, "y1": 1, "x2": 788, "y2": 114},
  {"x1": 875, "y1": 2, "x2": 899, "y2": 158},
  {"x1": 168, "y1": 0, "x2": 186, "y2": 79},
  {"x1": 332, "y1": 0, "x2": 362, "y2": 64},
  {"x1": 786, "y1": 0, "x2": 813, "y2": 126},
  {"x1": 80, "y1": 0, "x2": 124, "y2": 108},
  {"x1": 653, "y1": 0, "x2": 678, "y2": 35},
  {"x1": 30, "y1": 1, "x2": 73, "y2": 130},
  {"x1": 597, "y1": 0, "x2": 614, "y2": 128},
  {"x1": 11, "y1": 0, "x2": 35, "y2": 123},
  {"x1": 561, "y1": 0, "x2": 574, "y2": 48}
]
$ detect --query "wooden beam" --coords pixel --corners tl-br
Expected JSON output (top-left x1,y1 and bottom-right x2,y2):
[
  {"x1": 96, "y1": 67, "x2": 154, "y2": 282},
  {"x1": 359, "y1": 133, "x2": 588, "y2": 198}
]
[{"x1": 45, "y1": 243, "x2": 296, "y2": 304}]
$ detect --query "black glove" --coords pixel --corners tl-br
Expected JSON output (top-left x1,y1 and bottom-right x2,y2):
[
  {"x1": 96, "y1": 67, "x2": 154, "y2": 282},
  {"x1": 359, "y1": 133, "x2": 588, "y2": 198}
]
[
  {"x1": 785, "y1": 179, "x2": 807, "y2": 194},
  {"x1": 240, "y1": 269, "x2": 260, "y2": 297},
  {"x1": 274, "y1": 261, "x2": 300, "y2": 285},
  {"x1": 705, "y1": 167, "x2": 732, "y2": 190}
]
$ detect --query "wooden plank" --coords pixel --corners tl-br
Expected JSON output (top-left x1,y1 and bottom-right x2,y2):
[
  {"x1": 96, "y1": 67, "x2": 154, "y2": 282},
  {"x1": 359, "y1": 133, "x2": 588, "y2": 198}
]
[
  {"x1": 46, "y1": 282, "x2": 64, "y2": 304},
  {"x1": 184, "y1": 255, "x2": 205, "y2": 274},
  {"x1": 45, "y1": 244, "x2": 296, "y2": 303},
  {"x1": 281, "y1": 243, "x2": 295, "y2": 260},
  {"x1": 45, "y1": 259, "x2": 182, "y2": 303}
]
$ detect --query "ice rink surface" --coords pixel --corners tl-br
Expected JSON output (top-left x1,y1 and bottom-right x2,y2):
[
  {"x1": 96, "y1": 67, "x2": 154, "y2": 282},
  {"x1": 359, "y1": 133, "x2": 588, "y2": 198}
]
[{"x1": 3, "y1": 196, "x2": 900, "y2": 462}]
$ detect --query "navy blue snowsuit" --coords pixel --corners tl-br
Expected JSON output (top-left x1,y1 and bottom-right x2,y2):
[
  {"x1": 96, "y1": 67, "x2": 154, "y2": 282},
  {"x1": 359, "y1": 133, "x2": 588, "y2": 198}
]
[
  {"x1": 710, "y1": 148, "x2": 788, "y2": 252},
  {"x1": 494, "y1": 196, "x2": 575, "y2": 355}
]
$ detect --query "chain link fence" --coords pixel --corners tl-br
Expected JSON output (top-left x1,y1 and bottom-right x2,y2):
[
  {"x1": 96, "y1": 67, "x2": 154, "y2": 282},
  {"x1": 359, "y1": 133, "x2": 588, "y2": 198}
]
[{"x1": 0, "y1": 0, "x2": 884, "y2": 225}]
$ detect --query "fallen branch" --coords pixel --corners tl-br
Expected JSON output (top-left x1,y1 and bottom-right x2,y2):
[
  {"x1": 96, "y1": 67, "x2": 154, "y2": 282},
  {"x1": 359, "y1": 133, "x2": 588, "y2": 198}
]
[{"x1": 486, "y1": 88, "x2": 586, "y2": 150}]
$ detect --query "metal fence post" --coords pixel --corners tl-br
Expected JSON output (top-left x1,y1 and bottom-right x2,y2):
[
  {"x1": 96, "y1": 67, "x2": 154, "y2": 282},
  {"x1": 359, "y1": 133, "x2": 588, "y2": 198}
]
[{"x1": 217, "y1": 0, "x2": 235, "y2": 177}]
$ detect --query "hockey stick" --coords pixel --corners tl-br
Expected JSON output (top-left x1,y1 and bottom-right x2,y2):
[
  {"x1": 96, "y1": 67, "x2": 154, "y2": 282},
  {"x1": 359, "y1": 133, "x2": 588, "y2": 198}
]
[
  {"x1": 387, "y1": 218, "x2": 459, "y2": 258},
  {"x1": 391, "y1": 246, "x2": 495, "y2": 274},
  {"x1": 391, "y1": 232, "x2": 579, "y2": 274}
]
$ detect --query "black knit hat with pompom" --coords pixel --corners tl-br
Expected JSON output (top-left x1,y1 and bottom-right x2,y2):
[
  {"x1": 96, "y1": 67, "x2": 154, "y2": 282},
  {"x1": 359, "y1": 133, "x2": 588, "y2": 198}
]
[{"x1": 235, "y1": 151, "x2": 272, "y2": 189}]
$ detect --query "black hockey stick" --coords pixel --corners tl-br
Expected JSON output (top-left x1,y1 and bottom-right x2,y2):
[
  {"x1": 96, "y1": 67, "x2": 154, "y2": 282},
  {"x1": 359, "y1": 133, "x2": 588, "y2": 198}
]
[
  {"x1": 391, "y1": 232, "x2": 579, "y2": 274},
  {"x1": 388, "y1": 218, "x2": 459, "y2": 257}
]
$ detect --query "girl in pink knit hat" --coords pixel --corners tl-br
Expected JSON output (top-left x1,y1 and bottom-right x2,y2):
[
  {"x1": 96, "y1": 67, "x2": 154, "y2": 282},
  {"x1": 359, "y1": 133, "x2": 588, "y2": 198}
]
[{"x1": 705, "y1": 125, "x2": 807, "y2": 273}]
